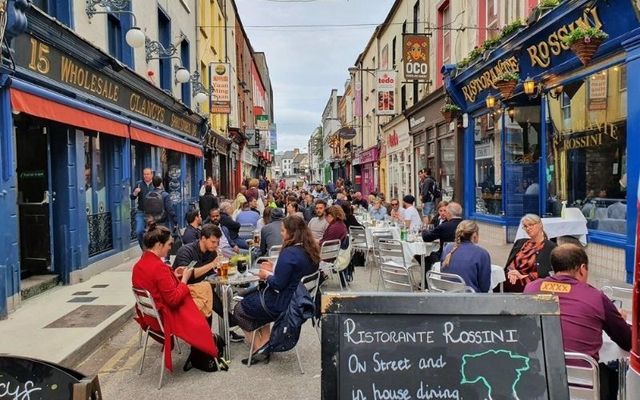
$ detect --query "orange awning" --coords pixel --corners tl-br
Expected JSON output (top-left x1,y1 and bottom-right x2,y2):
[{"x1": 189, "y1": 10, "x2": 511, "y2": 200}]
[
  {"x1": 10, "y1": 88, "x2": 128, "y2": 138},
  {"x1": 130, "y1": 126, "x2": 202, "y2": 157}
]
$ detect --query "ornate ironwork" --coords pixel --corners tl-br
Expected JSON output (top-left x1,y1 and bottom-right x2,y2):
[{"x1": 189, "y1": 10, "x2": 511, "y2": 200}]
[
  {"x1": 145, "y1": 34, "x2": 185, "y2": 63},
  {"x1": 88, "y1": 212, "x2": 113, "y2": 257},
  {"x1": 86, "y1": 0, "x2": 130, "y2": 18}
]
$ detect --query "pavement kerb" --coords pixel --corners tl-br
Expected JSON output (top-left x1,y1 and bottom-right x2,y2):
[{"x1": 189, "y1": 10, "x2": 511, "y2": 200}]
[{"x1": 61, "y1": 305, "x2": 135, "y2": 369}]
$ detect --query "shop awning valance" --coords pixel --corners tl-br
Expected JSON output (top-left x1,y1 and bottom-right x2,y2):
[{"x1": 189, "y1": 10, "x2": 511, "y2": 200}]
[
  {"x1": 130, "y1": 125, "x2": 202, "y2": 157},
  {"x1": 10, "y1": 88, "x2": 128, "y2": 138}
]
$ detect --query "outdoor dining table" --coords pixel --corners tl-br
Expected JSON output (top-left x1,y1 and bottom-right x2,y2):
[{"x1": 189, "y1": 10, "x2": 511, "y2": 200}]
[
  {"x1": 206, "y1": 271, "x2": 260, "y2": 360},
  {"x1": 515, "y1": 215, "x2": 588, "y2": 245}
]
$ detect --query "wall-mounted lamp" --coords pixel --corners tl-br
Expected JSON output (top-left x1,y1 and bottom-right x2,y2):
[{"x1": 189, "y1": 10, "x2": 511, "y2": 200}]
[
  {"x1": 85, "y1": 0, "x2": 145, "y2": 48},
  {"x1": 145, "y1": 34, "x2": 186, "y2": 63},
  {"x1": 523, "y1": 77, "x2": 537, "y2": 96},
  {"x1": 172, "y1": 67, "x2": 210, "y2": 104},
  {"x1": 485, "y1": 95, "x2": 496, "y2": 109},
  {"x1": 174, "y1": 65, "x2": 190, "y2": 84},
  {"x1": 508, "y1": 106, "x2": 515, "y2": 122}
]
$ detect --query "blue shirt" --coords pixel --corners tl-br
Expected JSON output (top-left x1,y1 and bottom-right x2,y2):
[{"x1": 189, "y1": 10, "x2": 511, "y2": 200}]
[
  {"x1": 236, "y1": 210, "x2": 260, "y2": 227},
  {"x1": 369, "y1": 206, "x2": 388, "y2": 221},
  {"x1": 440, "y1": 242, "x2": 491, "y2": 292}
]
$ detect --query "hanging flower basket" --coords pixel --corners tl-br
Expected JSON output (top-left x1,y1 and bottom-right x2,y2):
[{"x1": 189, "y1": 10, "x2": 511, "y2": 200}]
[
  {"x1": 440, "y1": 104, "x2": 461, "y2": 123},
  {"x1": 570, "y1": 37, "x2": 604, "y2": 66},
  {"x1": 495, "y1": 79, "x2": 518, "y2": 99}
]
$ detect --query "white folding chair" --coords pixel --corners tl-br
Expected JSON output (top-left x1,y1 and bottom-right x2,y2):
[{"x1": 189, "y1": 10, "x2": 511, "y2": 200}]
[
  {"x1": 348, "y1": 226, "x2": 368, "y2": 267},
  {"x1": 319, "y1": 239, "x2": 346, "y2": 289},
  {"x1": 132, "y1": 287, "x2": 182, "y2": 390},
  {"x1": 376, "y1": 238, "x2": 417, "y2": 291},
  {"x1": 426, "y1": 270, "x2": 473, "y2": 293},
  {"x1": 565, "y1": 352, "x2": 600, "y2": 399}
]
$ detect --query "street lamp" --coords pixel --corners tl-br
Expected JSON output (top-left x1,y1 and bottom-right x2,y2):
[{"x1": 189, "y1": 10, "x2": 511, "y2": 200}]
[{"x1": 85, "y1": 0, "x2": 145, "y2": 48}]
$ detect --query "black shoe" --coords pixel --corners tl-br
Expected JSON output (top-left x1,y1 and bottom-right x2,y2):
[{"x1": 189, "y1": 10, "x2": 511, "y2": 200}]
[
  {"x1": 241, "y1": 344, "x2": 270, "y2": 365},
  {"x1": 229, "y1": 331, "x2": 245, "y2": 343}
]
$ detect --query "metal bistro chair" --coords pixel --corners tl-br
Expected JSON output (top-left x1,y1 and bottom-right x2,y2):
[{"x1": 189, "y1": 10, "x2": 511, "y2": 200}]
[
  {"x1": 425, "y1": 270, "x2": 474, "y2": 293},
  {"x1": 369, "y1": 230, "x2": 394, "y2": 283},
  {"x1": 376, "y1": 238, "x2": 417, "y2": 292},
  {"x1": 132, "y1": 287, "x2": 182, "y2": 390},
  {"x1": 238, "y1": 224, "x2": 255, "y2": 241},
  {"x1": 565, "y1": 352, "x2": 600, "y2": 400},
  {"x1": 245, "y1": 273, "x2": 318, "y2": 374},
  {"x1": 348, "y1": 226, "x2": 369, "y2": 267},
  {"x1": 301, "y1": 270, "x2": 322, "y2": 341},
  {"x1": 268, "y1": 245, "x2": 282, "y2": 257},
  {"x1": 318, "y1": 239, "x2": 346, "y2": 289}
]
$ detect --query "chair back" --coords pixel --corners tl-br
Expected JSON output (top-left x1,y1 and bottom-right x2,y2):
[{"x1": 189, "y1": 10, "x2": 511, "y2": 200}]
[
  {"x1": 426, "y1": 270, "x2": 471, "y2": 293},
  {"x1": 238, "y1": 224, "x2": 255, "y2": 240},
  {"x1": 132, "y1": 287, "x2": 165, "y2": 335},
  {"x1": 320, "y1": 239, "x2": 342, "y2": 262},
  {"x1": 564, "y1": 352, "x2": 600, "y2": 400},
  {"x1": 301, "y1": 270, "x2": 321, "y2": 303},
  {"x1": 349, "y1": 226, "x2": 368, "y2": 249},
  {"x1": 269, "y1": 245, "x2": 282, "y2": 257},
  {"x1": 376, "y1": 239, "x2": 415, "y2": 291}
]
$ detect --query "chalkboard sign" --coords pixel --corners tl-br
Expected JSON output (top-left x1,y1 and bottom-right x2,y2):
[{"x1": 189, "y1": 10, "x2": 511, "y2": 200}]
[
  {"x1": 321, "y1": 293, "x2": 568, "y2": 399},
  {"x1": 0, "y1": 355, "x2": 101, "y2": 400}
]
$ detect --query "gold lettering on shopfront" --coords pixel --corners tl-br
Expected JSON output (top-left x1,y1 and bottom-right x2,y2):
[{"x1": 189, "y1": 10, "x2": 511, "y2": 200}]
[
  {"x1": 60, "y1": 56, "x2": 120, "y2": 102},
  {"x1": 527, "y1": 6, "x2": 603, "y2": 68},
  {"x1": 129, "y1": 93, "x2": 166, "y2": 123},
  {"x1": 553, "y1": 120, "x2": 619, "y2": 150},
  {"x1": 28, "y1": 38, "x2": 50, "y2": 74},
  {"x1": 461, "y1": 56, "x2": 519, "y2": 103},
  {"x1": 170, "y1": 114, "x2": 197, "y2": 136}
]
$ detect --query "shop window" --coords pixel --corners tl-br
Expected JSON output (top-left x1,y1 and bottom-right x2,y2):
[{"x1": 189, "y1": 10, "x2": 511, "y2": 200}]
[
  {"x1": 475, "y1": 114, "x2": 502, "y2": 215},
  {"x1": 547, "y1": 64, "x2": 628, "y2": 235},
  {"x1": 180, "y1": 39, "x2": 191, "y2": 107},
  {"x1": 442, "y1": 5, "x2": 451, "y2": 64},
  {"x1": 158, "y1": 8, "x2": 172, "y2": 91},
  {"x1": 31, "y1": 0, "x2": 73, "y2": 28},
  {"x1": 439, "y1": 136, "x2": 456, "y2": 200},
  {"x1": 561, "y1": 92, "x2": 571, "y2": 129},
  {"x1": 161, "y1": 149, "x2": 183, "y2": 209},
  {"x1": 487, "y1": 0, "x2": 499, "y2": 40},
  {"x1": 106, "y1": 3, "x2": 134, "y2": 68},
  {"x1": 84, "y1": 134, "x2": 113, "y2": 257}
]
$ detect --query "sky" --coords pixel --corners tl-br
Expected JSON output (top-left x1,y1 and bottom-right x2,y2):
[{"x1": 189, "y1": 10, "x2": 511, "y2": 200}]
[{"x1": 235, "y1": 0, "x2": 395, "y2": 153}]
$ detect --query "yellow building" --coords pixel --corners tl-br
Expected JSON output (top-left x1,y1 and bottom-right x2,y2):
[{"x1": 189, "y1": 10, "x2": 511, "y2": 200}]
[{"x1": 197, "y1": 0, "x2": 228, "y2": 136}]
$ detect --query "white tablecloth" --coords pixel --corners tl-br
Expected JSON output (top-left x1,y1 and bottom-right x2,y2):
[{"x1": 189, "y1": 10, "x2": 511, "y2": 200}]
[
  {"x1": 515, "y1": 217, "x2": 588, "y2": 245},
  {"x1": 600, "y1": 323, "x2": 631, "y2": 363},
  {"x1": 431, "y1": 263, "x2": 506, "y2": 292},
  {"x1": 365, "y1": 226, "x2": 401, "y2": 247}
]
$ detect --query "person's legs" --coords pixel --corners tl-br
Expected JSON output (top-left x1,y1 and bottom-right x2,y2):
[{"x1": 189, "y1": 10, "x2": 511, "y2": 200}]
[
  {"x1": 135, "y1": 211, "x2": 146, "y2": 249},
  {"x1": 422, "y1": 202, "x2": 434, "y2": 219}
]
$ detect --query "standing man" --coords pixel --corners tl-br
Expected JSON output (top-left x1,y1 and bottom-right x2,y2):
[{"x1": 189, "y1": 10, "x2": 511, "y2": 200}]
[
  {"x1": 130, "y1": 167, "x2": 154, "y2": 249},
  {"x1": 145, "y1": 175, "x2": 178, "y2": 262},
  {"x1": 420, "y1": 168, "x2": 438, "y2": 219},
  {"x1": 199, "y1": 185, "x2": 218, "y2": 220}
]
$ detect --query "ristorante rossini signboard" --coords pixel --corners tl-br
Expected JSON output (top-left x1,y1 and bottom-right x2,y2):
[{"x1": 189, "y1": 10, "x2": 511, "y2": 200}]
[
  {"x1": 12, "y1": 34, "x2": 199, "y2": 137},
  {"x1": 449, "y1": 0, "x2": 640, "y2": 111}
]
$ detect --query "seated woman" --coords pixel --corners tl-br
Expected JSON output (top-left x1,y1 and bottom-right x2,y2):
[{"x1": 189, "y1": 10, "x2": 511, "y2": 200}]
[
  {"x1": 369, "y1": 198, "x2": 388, "y2": 221},
  {"x1": 440, "y1": 220, "x2": 491, "y2": 292},
  {"x1": 233, "y1": 216, "x2": 319, "y2": 364},
  {"x1": 131, "y1": 223, "x2": 217, "y2": 371},
  {"x1": 340, "y1": 201, "x2": 362, "y2": 229},
  {"x1": 430, "y1": 200, "x2": 449, "y2": 227},
  {"x1": 503, "y1": 214, "x2": 556, "y2": 292},
  {"x1": 321, "y1": 205, "x2": 349, "y2": 249}
]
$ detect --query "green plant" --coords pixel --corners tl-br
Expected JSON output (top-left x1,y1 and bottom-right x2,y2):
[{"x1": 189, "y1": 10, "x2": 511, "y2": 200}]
[
  {"x1": 500, "y1": 19, "x2": 525, "y2": 40},
  {"x1": 498, "y1": 71, "x2": 519, "y2": 82},
  {"x1": 562, "y1": 26, "x2": 609, "y2": 46},
  {"x1": 456, "y1": 58, "x2": 469, "y2": 69},
  {"x1": 441, "y1": 103, "x2": 461, "y2": 113},
  {"x1": 467, "y1": 47, "x2": 484, "y2": 62},
  {"x1": 540, "y1": 0, "x2": 559, "y2": 8},
  {"x1": 482, "y1": 37, "x2": 501, "y2": 51}
]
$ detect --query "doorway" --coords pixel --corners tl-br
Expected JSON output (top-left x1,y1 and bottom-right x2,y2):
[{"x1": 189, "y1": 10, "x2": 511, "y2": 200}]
[{"x1": 15, "y1": 118, "x2": 52, "y2": 278}]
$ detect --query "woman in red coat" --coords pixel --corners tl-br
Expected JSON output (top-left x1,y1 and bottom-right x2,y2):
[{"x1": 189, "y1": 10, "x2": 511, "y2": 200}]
[{"x1": 132, "y1": 223, "x2": 217, "y2": 371}]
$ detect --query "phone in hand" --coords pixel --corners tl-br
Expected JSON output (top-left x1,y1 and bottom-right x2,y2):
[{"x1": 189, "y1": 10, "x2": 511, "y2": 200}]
[{"x1": 187, "y1": 260, "x2": 197, "y2": 270}]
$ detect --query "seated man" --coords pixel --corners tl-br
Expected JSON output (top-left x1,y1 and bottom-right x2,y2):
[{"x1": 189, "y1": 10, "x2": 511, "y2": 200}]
[
  {"x1": 220, "y1": 201, "x2": 249, "y2": 249},
  {"x1": 422, "y1": 201, "x2": 463, "y2": 259},
  {"x1": 524, "y1": 244, "x2": 631, "y2": 399},
  {"x1": 208, "y1": 208, "x2": 248, "y2": 258},
  {"x1": 182, "y1": 209, "x2": 201, "y2": 245},
  {"x1": 236, "y1": 201, "x2": 260, "y2": 227},
  {"x1": 257, "y1": 207, "x2": 284, "y2": 257}
]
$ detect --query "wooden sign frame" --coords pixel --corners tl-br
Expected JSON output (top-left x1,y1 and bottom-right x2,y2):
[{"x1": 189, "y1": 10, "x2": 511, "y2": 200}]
[{"x1": 321, "y1": 292, "x2": 568, "y2": 399}]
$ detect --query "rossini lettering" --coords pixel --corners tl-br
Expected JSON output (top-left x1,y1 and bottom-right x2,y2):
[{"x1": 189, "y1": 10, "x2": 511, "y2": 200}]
[
  {"x1": 461, "y1": 57, "x2": 519, "y2": 103},
  {"x1": 527, "y1": 6, "x2": 603, "y2": 68}
]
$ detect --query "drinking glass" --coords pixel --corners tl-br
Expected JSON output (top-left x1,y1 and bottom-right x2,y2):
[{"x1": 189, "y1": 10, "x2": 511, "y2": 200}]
[{"x1": 237, "y1": 259, "x2": 247, "y2": 276}]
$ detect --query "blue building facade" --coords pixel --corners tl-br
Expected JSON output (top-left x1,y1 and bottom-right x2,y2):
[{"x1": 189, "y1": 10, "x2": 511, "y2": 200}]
[
  {"x1": 443, "y1": 0, "x2": 640, "y2": 283},
  {"x1": 0, "y1": 3, "x2": 205, "y2": 317}
]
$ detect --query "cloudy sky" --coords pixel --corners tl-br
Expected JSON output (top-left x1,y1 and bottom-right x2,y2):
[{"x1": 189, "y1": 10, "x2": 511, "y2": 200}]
[{"x1": 236, "y1": 0, "x2": 395, "y2": 153}]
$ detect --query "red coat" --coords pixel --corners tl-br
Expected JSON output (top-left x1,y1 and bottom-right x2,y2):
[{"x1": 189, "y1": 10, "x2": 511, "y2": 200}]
[{"x1": 132, "y1": 251, "x2": 217, "y2": 371}]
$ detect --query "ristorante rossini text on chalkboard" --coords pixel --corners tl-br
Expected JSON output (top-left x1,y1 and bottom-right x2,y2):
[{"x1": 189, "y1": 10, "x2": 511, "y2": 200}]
[{"x1": 321, "y1": 293, "x2": 568, "y2": 400}]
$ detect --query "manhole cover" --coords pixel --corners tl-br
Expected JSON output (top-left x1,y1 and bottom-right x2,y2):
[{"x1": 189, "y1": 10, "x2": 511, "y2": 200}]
[{"x1": 45, "y1": 305, "x2": 125, "y2": 328}]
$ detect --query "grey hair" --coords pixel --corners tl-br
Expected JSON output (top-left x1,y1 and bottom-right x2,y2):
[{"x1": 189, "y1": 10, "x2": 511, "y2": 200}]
[
  {"x1": 446, "y1": 202, "x2": 463, "y2": 218},
  {"x1": 520, "y1": 213, "x2": 542, "y2": 226},
  {"x1": 220, "y1": 200, "x2": 233, "y2": 213}
]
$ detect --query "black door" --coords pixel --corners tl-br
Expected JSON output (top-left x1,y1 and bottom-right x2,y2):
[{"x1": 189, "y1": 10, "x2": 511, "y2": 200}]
[{"x1": 16, "y1": 120, "x2": 52, "y2": 278}]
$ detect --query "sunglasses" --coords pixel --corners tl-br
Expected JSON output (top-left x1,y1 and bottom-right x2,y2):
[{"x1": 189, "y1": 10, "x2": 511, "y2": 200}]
[{"x1": 391, "y1": 203, "x2": 399, "y2": 206}]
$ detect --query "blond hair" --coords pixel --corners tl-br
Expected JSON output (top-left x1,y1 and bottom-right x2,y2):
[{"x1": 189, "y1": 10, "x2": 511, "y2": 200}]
[{"x1": 442, "y1": 220, "x2": 479, "y2": 269}]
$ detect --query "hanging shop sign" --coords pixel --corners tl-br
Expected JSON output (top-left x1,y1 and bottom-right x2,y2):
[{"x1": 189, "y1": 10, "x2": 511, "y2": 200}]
[
  {"x1": 210, "y1": 63, "x2": 231, "y2": 114},
  {"x1": 256, "y1": 114, "x2": 269, "y2": 131},
  {"x1": 13, "y1": 34, "x2": 199, "y2": 137},
  {"x1": 376, "y1": 70, "x2": 396, "y2": 116},
  {"x1": 403, "y1": 34, "x2": 430, "y2": 81},
  {"x1": 269, "y1": 123, "x2": 277, "y2": 151},
  {"x1": 588, "y1": 73, "x2": 608, "y2": 111}
]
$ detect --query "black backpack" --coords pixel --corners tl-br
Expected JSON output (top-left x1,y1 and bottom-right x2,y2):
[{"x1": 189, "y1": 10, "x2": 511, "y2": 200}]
[
  {"x1": 144, "y1": 190, "x2": 166, "y2": 222},
  {"x1": 430, "y1": 180, "x2": 442, "y2": 201},
  {"x1": 183, "y1": 334, "x2": 228, "y2": 373}
]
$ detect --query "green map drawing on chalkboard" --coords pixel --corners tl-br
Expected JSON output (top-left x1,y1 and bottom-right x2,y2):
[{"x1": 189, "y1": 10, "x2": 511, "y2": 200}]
[{"x1": 460, "y1": 349, "x2": 531, "y2": 399}]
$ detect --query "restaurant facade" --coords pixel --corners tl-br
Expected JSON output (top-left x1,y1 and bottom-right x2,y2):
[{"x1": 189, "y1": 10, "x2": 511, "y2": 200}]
[
  {"x1": 443, "y1": 0, "x2": 640, "y2": 283},
  {"x1": 0, "y1": 7, "x2": 205, "y2": 316}
]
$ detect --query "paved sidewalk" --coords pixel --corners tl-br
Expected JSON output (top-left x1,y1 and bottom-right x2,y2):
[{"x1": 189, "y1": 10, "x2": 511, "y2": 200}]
[{"x1": 0, "y1": 257, "x2": 138, "y2": 368}]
